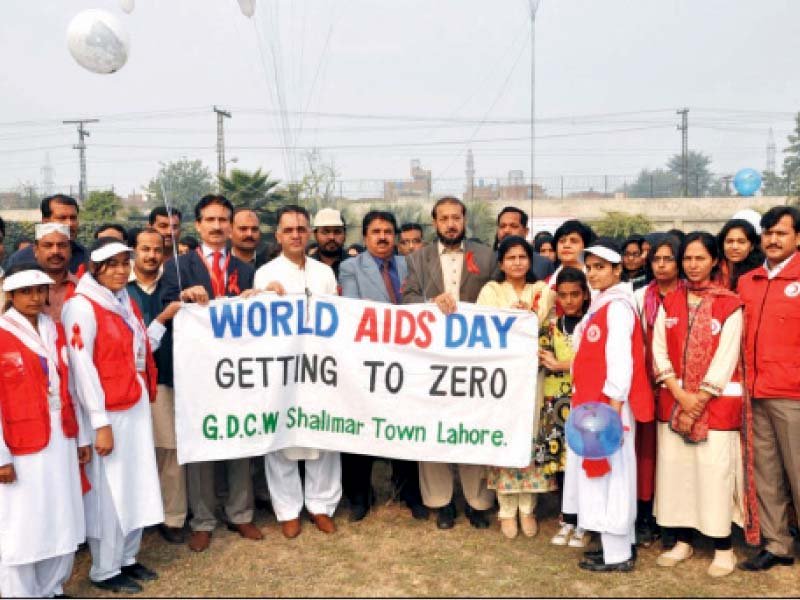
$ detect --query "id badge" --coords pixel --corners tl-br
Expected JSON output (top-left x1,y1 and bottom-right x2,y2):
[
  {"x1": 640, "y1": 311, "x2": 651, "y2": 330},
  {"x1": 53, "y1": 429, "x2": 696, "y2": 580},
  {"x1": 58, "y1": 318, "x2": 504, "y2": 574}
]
[{"x1": 135, "y1": 347, "x2": 146, "y2": 372}]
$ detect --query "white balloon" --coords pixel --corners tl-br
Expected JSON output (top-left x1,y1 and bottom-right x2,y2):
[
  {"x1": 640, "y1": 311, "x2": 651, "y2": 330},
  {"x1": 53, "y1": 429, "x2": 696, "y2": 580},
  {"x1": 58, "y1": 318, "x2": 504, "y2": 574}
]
[
  {"x1": 237, "y1": 0, "x2": 256, "y2": 17},
  {"x1": 120, "y1": 0, "x2": 135, "y2": 14},
  {"x1": 67, "y1": 9, "x2": 129, "y2": 74}
]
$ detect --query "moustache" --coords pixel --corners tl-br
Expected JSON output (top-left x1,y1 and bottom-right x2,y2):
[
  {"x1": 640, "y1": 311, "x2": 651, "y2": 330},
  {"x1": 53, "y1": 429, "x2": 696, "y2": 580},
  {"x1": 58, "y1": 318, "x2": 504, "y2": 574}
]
[
  {"x1": 242, "y1": 237, "x2": 256, "y2": 243},
  {"x1": 766, "y1": 244, "x2": 781, "y2": 249}
]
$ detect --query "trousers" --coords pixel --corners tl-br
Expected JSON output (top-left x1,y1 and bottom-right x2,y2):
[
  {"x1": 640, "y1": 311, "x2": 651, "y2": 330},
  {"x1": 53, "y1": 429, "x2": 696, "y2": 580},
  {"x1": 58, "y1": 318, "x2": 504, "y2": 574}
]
[{"x1": 0, "y1": 554, "x2": 74, "y2": 598}]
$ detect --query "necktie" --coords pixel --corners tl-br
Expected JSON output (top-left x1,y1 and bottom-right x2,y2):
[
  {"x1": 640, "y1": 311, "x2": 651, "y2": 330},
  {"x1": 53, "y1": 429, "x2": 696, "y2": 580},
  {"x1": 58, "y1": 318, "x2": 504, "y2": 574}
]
[
  {"x1": 211, "y1": 251, "x2": 225, "y2": 298},
  {"x1": 381, "y1": 259, "x2": 398, "y2": 304}
]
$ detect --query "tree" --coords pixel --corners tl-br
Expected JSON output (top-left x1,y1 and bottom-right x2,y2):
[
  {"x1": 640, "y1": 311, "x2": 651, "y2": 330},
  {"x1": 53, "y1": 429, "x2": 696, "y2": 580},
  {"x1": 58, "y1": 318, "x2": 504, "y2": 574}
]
[
  {"x1": 464, "y1": 199, "x2": 496, "y2": 244},
  {"x1": 82, "y1": 190, "x2": 123, "y2": 223},
  {"x1": 294, "y1": 149, "x2": 340, "y2": 209},
  {"x1": 218, "y1": 168, "x2": 282, "y2": 209},
  {"x1": 667, "y1": 150, "x2": 714, "y2": 197},
  {"x1": 780, "y1": 112, "x2": 800, "y2": 197},
  {"x1": 761, "y1": 170, "x2": 787, "y2": 196},
  {"x1": 624, "y1": 168, "x2": 680, "y2": 198},
  {"x1": 592, "y1": 211, "x2": 652, "y2": 239},
  {"x1": 146, "y1": 158, "x2": 215, "y2": 216}
]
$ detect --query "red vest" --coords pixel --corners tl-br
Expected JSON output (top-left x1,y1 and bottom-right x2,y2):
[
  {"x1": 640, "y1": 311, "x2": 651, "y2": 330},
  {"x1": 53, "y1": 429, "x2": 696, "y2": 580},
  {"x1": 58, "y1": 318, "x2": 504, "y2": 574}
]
[
  {"x1": 572, "y1": 302, "x2": 654, "y2": 423},
  {"x1": 657, "y1": 289, "x2": 743, "y2": 430},
  {"x1": 81, "y1": 296, "x2": 158, "y2": 410},
  {"x1": 0, "y1": 324, "x2": 79, "y2": 455}
]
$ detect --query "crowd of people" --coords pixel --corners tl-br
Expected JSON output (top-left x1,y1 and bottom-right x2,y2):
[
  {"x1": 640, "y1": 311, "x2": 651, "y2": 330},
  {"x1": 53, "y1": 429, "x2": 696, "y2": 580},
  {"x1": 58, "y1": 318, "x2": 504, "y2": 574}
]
[{"x1": 0, "y1": 192, "x2": 798, "y2": 596}]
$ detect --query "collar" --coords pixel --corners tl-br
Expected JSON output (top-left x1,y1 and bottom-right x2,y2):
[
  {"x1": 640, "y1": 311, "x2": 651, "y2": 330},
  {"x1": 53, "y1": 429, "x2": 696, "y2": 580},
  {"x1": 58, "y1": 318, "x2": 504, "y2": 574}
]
[
  {"x1": 128, "y1": 262, "x2": 164, "y2": 284},
  {"x1": 765, "y1": 251, "x2": 797, "y2": 279},
  {"x1": 370, "y1": 252, "x2": 395, "y2": 266},
  {"x1": 437, "y1": 240, "x2": 465, "y2": 255},
  {"x1": 201, "y1": 243, "x2": 227, "y2": 259},
  {"x1": 278, "y1": 253, "x2": 307, "y2": 271}
]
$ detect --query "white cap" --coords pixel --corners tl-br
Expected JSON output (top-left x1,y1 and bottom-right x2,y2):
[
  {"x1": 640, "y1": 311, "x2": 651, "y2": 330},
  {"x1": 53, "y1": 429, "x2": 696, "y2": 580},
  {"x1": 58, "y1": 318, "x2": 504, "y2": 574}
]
[
  {"x1": 312, "y1": 208, "x2": 344, "y2": 228},
  {"x1": 3, "y1": 269, "x2": 55, "y2": 292},
  {"x1": 90, "y1": 241, "x2": 133, "y2": 263},
  {"x1": 35, "y1": 223, "x2": 70, "y2": 240},
  {"x1": 732, "y1": 208, "x2": 762, "y2": 235},
  {"x1": 584, "y1": 244, "x2": 622, "y2": 265}
]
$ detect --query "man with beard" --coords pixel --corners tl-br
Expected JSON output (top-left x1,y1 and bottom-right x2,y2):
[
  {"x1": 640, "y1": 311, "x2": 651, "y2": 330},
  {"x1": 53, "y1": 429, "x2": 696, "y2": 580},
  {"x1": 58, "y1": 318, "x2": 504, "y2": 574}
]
[
  {"x1": 230, "y1": 208, "x2": 268, "y2": 270},
  {"x1": 149, "y1": 207, "x2": 182, "y2": 260},
  {"x1": 402, "y1": 196, "x2": 496, "y2": 530},
  {"x1": 32, "y1": 223, "x2": 77, "y2": 323},
  {"x1": 312, "y1": 208, "x2": 347, "y2": 279},
  {"x1": 493, "y1": 207, "x2": 554, "y2": 281}
]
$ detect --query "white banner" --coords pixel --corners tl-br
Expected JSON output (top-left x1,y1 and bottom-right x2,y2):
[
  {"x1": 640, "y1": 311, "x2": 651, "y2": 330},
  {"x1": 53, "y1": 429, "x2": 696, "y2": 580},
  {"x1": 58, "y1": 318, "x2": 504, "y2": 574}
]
[{"x1": 173, "y1": 294, "x2": 538, "y2": 468}]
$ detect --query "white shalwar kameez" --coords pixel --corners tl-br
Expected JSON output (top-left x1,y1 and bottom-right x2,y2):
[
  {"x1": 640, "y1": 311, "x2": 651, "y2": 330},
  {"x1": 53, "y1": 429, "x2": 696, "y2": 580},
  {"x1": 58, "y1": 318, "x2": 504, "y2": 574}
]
[
  {"x1": 0, "y1": 310, "x2": 87, "y2": 598},
  {"x1": 253, "y1": 254, "x2": 342, "y2": 521},
  {"x1": 62, "y1": 275, "x2": 163, "y2": 583},
  {"x1": 562, "y1": 295, "x2": 638, "y2": 564}
]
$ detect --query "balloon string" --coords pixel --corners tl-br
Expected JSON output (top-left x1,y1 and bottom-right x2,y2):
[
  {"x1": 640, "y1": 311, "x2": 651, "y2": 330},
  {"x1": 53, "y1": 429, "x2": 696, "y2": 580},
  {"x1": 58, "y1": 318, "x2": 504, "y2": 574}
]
[{"x1": 160, "y1": 181, "x2": 182, "y2": 292}]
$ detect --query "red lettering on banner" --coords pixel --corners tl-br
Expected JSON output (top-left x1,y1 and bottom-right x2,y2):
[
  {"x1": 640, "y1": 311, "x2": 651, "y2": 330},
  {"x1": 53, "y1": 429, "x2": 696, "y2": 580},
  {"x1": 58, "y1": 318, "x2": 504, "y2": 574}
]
[
  {"x1": 354, "y1": 308, "x2": 378, "y2": 343},
  {"x1": 414, "y1": 310, "x2": 435, "y2": 349}
]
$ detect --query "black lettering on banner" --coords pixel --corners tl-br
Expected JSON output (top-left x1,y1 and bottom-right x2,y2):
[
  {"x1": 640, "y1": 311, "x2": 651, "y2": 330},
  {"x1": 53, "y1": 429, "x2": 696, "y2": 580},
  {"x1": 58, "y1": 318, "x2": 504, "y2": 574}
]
[
  {"x1": 450, "y1": 366, "x2": 467, "y2": 397},
  {"x1": 321, "y1": 356, "x2": 337, "y2": 385},
  {"x1": 491, "y1": 368, "x2": 507, "y2": 398},
  {"x1": 364, "y1": 360, "x2": 384, "y2": 392},
  {"x1": 385, "y1": 362, "x2": 403, "y2": 394},
  {"x1": 470, "y1": 366, "x2": 487, "y2": 398},
  {"x1": 238, "y1": 358, "x2": 254, "y2": 388},
  {"x1": 429, "y1": 365, "x2": 447, "y2": 396},
  {"x1": 216, "y1": 358, "x2": 234, "y2": 389}
]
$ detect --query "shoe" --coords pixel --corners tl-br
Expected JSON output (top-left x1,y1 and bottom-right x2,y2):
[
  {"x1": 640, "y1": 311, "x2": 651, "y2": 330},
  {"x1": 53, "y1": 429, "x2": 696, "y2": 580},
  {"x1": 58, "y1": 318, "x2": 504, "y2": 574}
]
[
  {"x1": 436, "y1": 504, "x2": 456, "y2": 530},
  {"x1": 568, "y1": 527, "x2": 589, "y2": 548},
  {"x1": 520, "y1": 513, "x2": 538, "y2": 538},
  {"x1": 311, "y1": 513, "x2": 336, "y2": 534},
  {"x1": 158, "y1": 524, "x2": 185, "y2": 544},
  {"x1": 349, "y1": 503, "x2": 369, "y2": 522},
  {"x1": 656, "y1": 541, "x2": 693, "y2": 567},
  {"x1": 229, "y1": 522, "x2": 264, "y2": 540},
  {"x1": 737, "y1": 549, "x2": 795, "y2": 572},
  {"x1": 661, "y1": 528, "x2": 677, "y2": 550},
  {"x1": 254, "y1": 497, "x2": 271, "y2": 511},
  {"x1": 188, "y1": 530, "x2": 212, "y2": 552},
  {"x1": 551, "y1": 522, "x2": 574, "y2": 546},
  {"x1": 91, "y1": 573, "x2": 143, "y2": 594},
  {"x1": 500, "y1": 517, "x2": 518, "y2": 539},
  {"x1": 465, "y1": 505, "x2": 491, "y2": 529},
  {"x1": 635, "y1": 517, "x2": 661, "y2": 548},
  {"x1": 281, "y1": 518, "x2": 301, "y2": 539},
  {"x1": 708, "y1": 549, "x2": 736, "y2": 578},
  {"x1": 583, "y1": 548, "x2": 604, "y2": 562},
  {"x1": 409, "y1": 503, "x2": 429, "y2": 520},
  {"x1": 579, "y1": 557, "x2": 635, "y2": 572},
  {"x1": 121, "y1": 563, "x2": 158, "y2": 582}
]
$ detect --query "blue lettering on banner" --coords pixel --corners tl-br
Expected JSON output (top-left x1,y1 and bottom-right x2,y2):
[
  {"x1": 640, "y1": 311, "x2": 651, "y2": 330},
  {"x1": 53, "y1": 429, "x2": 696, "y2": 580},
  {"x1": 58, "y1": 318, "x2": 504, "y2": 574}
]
[{"x1": 209, "y1": 299, "x2": 341, "y2": 339}]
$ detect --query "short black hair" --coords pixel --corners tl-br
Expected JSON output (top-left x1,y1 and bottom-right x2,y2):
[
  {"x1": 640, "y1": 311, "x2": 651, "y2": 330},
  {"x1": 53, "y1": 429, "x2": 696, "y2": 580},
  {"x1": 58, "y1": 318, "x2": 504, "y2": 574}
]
[
  {"x1": 431, "y1": 196, "x2": 466, "y2": 219},
  {"x1": 93, "y1": 223, "x2": 127, "y2": 239},
  {"x1": 276, "y1": 204, "x2": 310, "y2": 227},
  {"x1": 179, "y1": 235, "x2": 199, "y2": 251},
  {"x1": 0, "y1": 216, "x2": 5, "y2": 238},
  {"x1": 534, "y1": 232, "x2": 554, "y2": 253},
  {"x1": 41, "y1": 194, "x2": 79, "y2": 219},
  {"x1": 496, "y1": 206, "x2": 528, "y2": 228},
  {"x1": 5, "y1": 261, "x2": 46, "y2": 279},
  {"x1": 553, "y1": 219, "x2": 594, "y2": 248},
  {"x1": 194, "y1": 194, "x2": 234, "y2": 222},
  {"x1": 15, "y1": 237, "x2": 33, "y2": 250},
  {"x1": 130, "y1": 226, "x2": 164, "y2": 249},
  {"x1": 149, "y1": 205, "x2": 182, "y2": 225},
  {"x1": 362, "y1": 210, "x2": 397, "y2": 236},
  {"x1": 761, "y1": 205, "x2": 800, "y2": 233},
  {"x1": 665, "y1": 228, "x2": 686, "y2": 243},
  {"x1": 400, "y1": 223, "x2": 423, "y2": 235}
]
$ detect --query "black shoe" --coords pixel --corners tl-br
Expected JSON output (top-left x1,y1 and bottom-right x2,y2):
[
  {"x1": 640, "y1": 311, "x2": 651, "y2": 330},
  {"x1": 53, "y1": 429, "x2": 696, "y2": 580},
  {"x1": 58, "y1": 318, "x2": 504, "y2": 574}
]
[
  {"x1": 737, "y1": 549, "x2": 795, "y2": 572},
  {"x1": 583, "y1": 549, "x2": 604, "y2": 562},
  {"x1": 158, "y1": 524, "x2": 185, "y2": 544},
  {"x1": 661, "y1": 528, "x2": 677, "y2": 550},
  {"x1": 464, "y1": 505, "x2": 491, "y2": 529},
  {"x1": 349, "y1": 503, "x2": 369, "y2": 522},
  {"x1": 436, "y1": 504, "x2": 456, "y2": 529},
  {"x1": 121, "y1": 562, "x2": 158, "y2": 582},
  {"x1": 409, "y1": 503, "x2": 429, "y2": 520},
  {"x1": 635, "y1": 517, "x2": 661, "y2": 547},
  {"x1": 578, "y1": 557, "x2": 635, "y2": 572},
  {"x1": 92, "y1": 573, "x2": 143, "y2": 594}
]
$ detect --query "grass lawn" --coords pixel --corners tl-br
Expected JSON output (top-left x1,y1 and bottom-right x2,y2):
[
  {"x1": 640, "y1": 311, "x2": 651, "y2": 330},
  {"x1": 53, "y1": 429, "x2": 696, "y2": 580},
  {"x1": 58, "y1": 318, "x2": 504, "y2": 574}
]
[{"x1": 65, "y1": 466, "x2": 799, "y2": 597}]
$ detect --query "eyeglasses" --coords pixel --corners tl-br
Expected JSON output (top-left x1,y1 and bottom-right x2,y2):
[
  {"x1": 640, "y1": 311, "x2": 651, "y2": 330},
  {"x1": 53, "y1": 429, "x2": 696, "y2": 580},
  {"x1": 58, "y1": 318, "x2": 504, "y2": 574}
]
[
  {"x1": 623, "y1": 252, "x2": 643, "y2": 259},
  {"x1": 651, "y1": 256, "x2": 676, "y2": 264}
]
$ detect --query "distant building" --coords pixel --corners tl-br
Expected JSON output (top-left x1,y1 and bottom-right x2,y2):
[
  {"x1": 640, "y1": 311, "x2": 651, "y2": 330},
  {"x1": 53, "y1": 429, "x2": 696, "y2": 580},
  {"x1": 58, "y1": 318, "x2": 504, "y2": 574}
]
[
  {"x1": 469, "y1": 170, "x2": 544, "y2": 203},
  {"x1": 384, "y1": 159, "x2": 432, "y2": 202}
]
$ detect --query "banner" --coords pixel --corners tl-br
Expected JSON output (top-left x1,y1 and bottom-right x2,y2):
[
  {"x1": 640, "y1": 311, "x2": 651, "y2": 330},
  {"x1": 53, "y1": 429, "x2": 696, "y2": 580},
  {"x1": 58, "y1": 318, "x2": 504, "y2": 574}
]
[{"x1": 173, "y1": 294, "x2": 538, "y2": 467}]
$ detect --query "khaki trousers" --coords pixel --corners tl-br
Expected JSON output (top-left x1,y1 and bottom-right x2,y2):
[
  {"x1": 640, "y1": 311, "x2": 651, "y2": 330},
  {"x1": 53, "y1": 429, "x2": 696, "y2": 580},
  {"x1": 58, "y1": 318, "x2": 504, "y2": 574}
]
[
  {"x1": 418, "y1": 462, "x2": 494, "y2": 510},
  {"x1": 188, "y1": 459, "x2": 254, "y2": 531},
  {"x1": 752, "y1": 398, "x2": 800, "y2": 557},
  {"x1": 151, "y1": 385, "x2": 187, "y2": 528}
]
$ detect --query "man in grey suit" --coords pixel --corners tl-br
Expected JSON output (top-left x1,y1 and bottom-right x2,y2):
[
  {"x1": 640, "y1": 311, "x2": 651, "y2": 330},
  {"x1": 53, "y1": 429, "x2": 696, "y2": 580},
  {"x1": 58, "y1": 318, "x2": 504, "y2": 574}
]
[
  {"x1": 402, "y1": 196, "x2": 496, "y2": 530},
  {"x1": 339, "y1": 210, "x2": 428, "y2": 522}
]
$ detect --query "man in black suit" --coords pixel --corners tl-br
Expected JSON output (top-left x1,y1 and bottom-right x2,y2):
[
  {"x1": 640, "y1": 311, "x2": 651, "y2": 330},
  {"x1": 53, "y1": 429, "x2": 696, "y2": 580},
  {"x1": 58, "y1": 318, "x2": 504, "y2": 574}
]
[
  {"x1": 493, "y1": 206, "x2": 554, "y2": 281},
  {"x1": 161, "y1": 194, "x2": 261, "y2": 552}
]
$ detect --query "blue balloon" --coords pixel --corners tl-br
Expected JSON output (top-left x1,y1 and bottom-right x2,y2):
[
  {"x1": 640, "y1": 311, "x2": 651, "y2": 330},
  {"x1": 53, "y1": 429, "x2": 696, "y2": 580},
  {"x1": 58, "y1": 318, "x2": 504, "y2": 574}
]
[
  {"x1": 565, "y1": 402, "x2": 623, "y2": 458},
  {"x1": 733, "y1": 168, "x2": 762, "y2": 197}
]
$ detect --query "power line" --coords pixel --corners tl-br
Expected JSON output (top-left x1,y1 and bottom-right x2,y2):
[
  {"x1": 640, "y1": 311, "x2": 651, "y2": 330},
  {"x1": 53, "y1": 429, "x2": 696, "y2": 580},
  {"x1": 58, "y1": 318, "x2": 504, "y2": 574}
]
[{"x1": 62, "y1": 118, "x2": 99, "y2": 202}]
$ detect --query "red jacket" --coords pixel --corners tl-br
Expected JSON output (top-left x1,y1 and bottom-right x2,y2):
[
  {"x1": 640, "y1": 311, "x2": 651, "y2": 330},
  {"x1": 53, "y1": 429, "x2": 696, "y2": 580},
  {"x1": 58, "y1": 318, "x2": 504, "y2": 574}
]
[
  {"x1": 738, "y1": 252, "x2": 800, "y2": 400},
  {"x1": 82, "y1": 296, "x2": 158, "y2": 410},
  {"x1": 0, "y1": 324, "x2": 79, "y2": 455},
  {"x1": 572, "y1": 301, "x2": 654, "y2": 423},
  {"x1": 657, "y1": 288, "x2": 743, "y2": 429}
]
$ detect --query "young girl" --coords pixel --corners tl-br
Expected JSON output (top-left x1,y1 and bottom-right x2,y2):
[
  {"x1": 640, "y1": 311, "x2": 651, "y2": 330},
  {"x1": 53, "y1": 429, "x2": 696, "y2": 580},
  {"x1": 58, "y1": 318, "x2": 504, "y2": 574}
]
[{"x1": 541, "y1": 268, "x2": 591, "y2": 548}]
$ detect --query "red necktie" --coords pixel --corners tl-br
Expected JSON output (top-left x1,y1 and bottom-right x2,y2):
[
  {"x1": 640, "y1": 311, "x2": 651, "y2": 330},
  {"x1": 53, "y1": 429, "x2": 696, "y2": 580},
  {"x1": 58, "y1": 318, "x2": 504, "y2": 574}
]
[
  {"x1": 211, "y1": 251, "x2": 225, "y2": 298},
  {"x1": 381, "y1": 259, "x2": 398, "y2": 304}
]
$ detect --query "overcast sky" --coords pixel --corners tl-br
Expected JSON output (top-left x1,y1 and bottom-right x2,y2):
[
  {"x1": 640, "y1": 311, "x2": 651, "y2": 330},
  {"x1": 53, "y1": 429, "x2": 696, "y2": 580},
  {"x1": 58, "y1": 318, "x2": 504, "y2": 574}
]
[{"x1": 1, "y1": 0, "x2": 798, "y2": 197}]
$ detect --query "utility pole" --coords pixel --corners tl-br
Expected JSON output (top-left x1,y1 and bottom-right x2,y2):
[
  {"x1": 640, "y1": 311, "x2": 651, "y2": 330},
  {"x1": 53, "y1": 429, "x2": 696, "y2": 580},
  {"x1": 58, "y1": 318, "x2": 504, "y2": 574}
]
[
  {"x1": 766, "y1": 128, "x2": 776, "y2": 173},
  {"x1": 677, "y1": 108, "x2": 689, "y2": 197},
  {"x1": 465, "y1": 149, "x2": 475, "y2": 202},
  {"x1": 63, "y1": 118, "x2": 98, "y2": 203},
  {"x1": 213, "y1": 106, "x2": 232, "y2": 188},
  {"x1": 529, "y1": 0, "x2": 541, "y2": 217}
]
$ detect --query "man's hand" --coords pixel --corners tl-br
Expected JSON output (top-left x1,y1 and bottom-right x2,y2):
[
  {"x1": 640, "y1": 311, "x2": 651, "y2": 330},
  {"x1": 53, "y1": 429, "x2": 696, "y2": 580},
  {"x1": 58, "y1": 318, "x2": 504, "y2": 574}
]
[
  {"x1": 0, "y1": 463, "x2": 16, "y2": 484},
  {"x1": 95, "y1": 426, "x2": 114, "y2": 457},
  {"x1": 180, "y1": 286, "x2": 209, "y2": 305},
  {"x1": 538, "y1": 349, "x2": 560, "y2": 371},
  {"x1": 156, "y1": 301, "x2": 182, "y2": 325},
  {"x1": 78, "y1": 445, "x2": 92, "y2": 465},
  {"x1": 433, "y1": 292, "x2": 457, "y2": 315},
  {"x1": 264, "y1": 281, "x2": 286, "y2": 296}
]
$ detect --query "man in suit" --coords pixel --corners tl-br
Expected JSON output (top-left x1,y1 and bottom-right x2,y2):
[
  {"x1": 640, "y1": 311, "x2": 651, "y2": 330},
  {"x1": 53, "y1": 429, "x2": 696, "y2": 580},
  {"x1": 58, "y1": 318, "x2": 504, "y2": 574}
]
[
  {"x1": 493, "y1": 206, "x2": 554, "y2": 281},
  {"x1": 161, "y1": 194, "x2": 261, "y2": 552},
  {"x1": 402, "y1": 196, "x2": 496, "y2": 530},
  {"x1": 339, "y1": 211, "x2": 428, "y2": 523}
]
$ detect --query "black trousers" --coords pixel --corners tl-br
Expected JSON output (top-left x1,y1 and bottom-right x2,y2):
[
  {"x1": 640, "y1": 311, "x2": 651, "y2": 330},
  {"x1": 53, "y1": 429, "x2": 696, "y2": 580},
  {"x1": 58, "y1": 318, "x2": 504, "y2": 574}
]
[{"x1": 341, "y1": 453, "x2": 423, "y2": 507}]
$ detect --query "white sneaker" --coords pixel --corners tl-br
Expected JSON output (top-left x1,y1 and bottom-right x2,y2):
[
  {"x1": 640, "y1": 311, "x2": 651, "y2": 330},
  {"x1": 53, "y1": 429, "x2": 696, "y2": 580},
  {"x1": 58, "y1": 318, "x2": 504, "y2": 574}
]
[
  {"x1": 568, "y1": 526, "x2": 588, "y2": 547},
  {"x1": 551, "y1": 522, "x2": 574, "y2": 546}
]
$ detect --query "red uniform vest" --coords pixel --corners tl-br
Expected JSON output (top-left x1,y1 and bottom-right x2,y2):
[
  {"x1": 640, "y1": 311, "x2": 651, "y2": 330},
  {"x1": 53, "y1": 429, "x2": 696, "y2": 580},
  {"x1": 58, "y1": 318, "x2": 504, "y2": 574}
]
[
  {"x1": 657, "y1": 289, "x2": 743, "y2": 430},
  {"x1": 81, "y1": 295, "x2": 158, "y2": 410},
  {"x1": 572, "y1": 301, "x2": 654, "y2": 423},
  {"x1": 0, "y1": 324, "x2": 79, "y2": 455}
]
